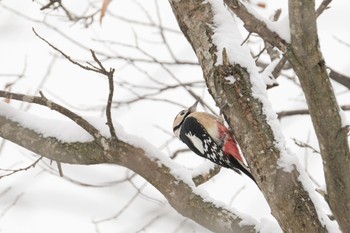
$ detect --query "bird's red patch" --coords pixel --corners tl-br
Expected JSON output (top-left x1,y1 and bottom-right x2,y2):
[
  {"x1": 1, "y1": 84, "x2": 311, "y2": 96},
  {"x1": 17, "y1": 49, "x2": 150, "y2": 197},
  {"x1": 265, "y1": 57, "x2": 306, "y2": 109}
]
[{"x1": 216, "y1": 121, "x2": 244, "y2": 163}]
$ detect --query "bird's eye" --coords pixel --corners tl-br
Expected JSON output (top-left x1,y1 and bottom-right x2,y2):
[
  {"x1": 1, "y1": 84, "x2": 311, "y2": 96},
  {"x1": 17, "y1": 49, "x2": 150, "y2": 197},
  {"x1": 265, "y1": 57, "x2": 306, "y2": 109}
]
[{"x1": 179, "y1": 110, "x2": 186, "y2": 116}]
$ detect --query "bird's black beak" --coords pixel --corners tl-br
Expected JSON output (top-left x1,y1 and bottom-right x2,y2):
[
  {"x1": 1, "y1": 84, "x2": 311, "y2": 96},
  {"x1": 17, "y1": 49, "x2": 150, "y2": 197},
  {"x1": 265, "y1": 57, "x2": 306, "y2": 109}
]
[{"x1": 188, "y1": 98, "x2": 200, "y2": 112}]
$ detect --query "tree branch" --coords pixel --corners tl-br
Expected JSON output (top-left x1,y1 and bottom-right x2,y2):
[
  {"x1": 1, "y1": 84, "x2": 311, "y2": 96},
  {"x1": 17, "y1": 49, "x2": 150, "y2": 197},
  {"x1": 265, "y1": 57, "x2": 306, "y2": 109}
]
[
  {"x1": 0, "y1": 156, "x2": 43, "y2": 179},
  {"x1": 329, "y1": 68, "x2": 350, "y2": 89},
  {"x1": 33, "y1": 28, "x2": 118, "y2": 140},
  {"x1": 0, "y1": 109, "x2": 256, "y2": 233},
  {"x1": 315, "y1": 0, "x2": 333, "y2": 17},
  {"x1": 278, "y1": 105, "x2": 350, "y2": 119},
  {"x1": 223, "y1": 0, "x2": 288, "y2": 52},
  {"x1": 89, "y1": 50, "x2": 118, "y2": 140}
]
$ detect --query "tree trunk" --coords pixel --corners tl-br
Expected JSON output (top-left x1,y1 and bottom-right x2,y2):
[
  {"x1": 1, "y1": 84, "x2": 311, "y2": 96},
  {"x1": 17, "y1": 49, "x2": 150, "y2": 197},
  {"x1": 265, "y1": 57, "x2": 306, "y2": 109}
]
[
  {"x1": 287, "y1": 1, "x2": 350, "y2": 231},
  {"x1": 170, "y1": 0, "x2": 327, "y2": 232}
]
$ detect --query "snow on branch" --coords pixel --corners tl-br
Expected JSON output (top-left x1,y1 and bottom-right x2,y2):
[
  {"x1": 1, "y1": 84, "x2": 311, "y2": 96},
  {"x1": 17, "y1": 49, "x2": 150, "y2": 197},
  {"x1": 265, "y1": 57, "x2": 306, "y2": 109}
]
[
  {"x1": 0, "y1": 90, "x2": 109, "y2": 150},
  {"x1": 0, "y1": 101, "x2": 259, "y2": 233}
]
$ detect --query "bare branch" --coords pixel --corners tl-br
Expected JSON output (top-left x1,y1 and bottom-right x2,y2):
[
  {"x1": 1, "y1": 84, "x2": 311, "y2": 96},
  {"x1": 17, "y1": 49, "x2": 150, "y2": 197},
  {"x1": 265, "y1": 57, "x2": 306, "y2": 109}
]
[
  {"x1": 32, "y1": 29, "x2": 118, "y2": 140},
  {"x1": 224, "y1": 0, "x2": 288, "y2": 52},
  {"x1": 32, "y1": 28, "x2": 101, "y2": 74},
  {"x1": 0, "y1": 156, "x2": 43, "y2": 179},
  {"x1": 329, "y1": 68, "x2": 350, "y2": 89},
  {"x1": 316, "y1": 0, "x2": 333, "y2": 17},
  {"x1": 105, "y1": 69, "x2": 117, "y2": 140},
  {"x1": 292, "y1": 138, "x2": 320, "y2": 154},
  {"x1": 278, "y1": 105, "x2": 350, "y2": 119},
  {"x1": 89, "y1": 50, "x2": 118, "y2": 140}
]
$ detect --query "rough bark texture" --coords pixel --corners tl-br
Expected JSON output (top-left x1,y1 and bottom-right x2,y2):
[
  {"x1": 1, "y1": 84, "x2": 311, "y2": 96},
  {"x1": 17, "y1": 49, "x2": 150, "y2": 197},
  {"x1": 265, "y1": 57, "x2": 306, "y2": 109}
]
[
  {"x1": 170, "y1": 0, "x2": 327, "y2": 232},
  {"x1": 0, "y1": 114, "x2": 255, "y2": 233},
  {"x1": 288, "y1": 1, "x2": 350, "y2": 232}
]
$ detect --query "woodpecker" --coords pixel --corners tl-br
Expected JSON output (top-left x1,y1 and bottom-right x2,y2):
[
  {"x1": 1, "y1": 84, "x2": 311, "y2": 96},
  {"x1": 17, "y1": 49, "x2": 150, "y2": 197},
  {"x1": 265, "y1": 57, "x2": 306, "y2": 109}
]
[{"x1": 173, "y1": 99, "x2": 256, "y2": 183}]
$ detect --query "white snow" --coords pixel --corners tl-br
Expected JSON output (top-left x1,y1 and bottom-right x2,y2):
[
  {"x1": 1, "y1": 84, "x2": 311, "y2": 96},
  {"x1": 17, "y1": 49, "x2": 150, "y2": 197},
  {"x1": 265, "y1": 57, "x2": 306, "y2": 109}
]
[
  {"x1": 225, "y1": 75, "x2": 236, "y2": 84},
  {"x1": 190, "y1": 160, "x2": 216, "y2": 178},
  {"x1": 339, "y1": 107, "x2": 349, "y2": 128},
  {"x1": 242, "y1": 2, "x2": 291, "y2": 42},
  {"x1": 260, "y1": 59, "x2": 280, "y2": 86},
  {"x1": 0, "y1": 101, "x2": 105, "y2": 143}
]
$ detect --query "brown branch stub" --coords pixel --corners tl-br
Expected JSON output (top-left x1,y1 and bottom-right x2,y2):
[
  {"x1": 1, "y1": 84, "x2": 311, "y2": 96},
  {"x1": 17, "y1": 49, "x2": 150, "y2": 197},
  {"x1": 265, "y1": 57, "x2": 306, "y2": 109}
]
[
  {"x1": 40, "y1": 0, "x2": 61, "y2": 11},
  {"x1": 329, "y1": 68, "x2": 350, "y2": 89},
  {"x1": 315, "y1": 0, "x2": 333, "y2": 17},
  {"x1": 192, "y1": 165, "x2": 221, "y2": 186}
]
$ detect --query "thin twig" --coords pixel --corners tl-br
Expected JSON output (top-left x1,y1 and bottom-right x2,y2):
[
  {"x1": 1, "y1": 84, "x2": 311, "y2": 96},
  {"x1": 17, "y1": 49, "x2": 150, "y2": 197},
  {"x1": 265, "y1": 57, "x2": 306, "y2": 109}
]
[
  {"x1": 89, "y1": 50, "x2": 118, "y2": 140},
  {"x1": 241, "y1": 32, "x2": 252, "y2": 46},
  {"x1": 0, "y1": 156, "x2": 43, "y2": 179},
  {"x1": 106, "y1": 68, "x2": 117, "y2": 140},
  {"x1": 93, "y1": 182, "x2": 148, "y2": 223},
  {"x1": 292, "y1": 138, "x2": 320, "y2": 154},
  {"x1": 40, "y1": 0, "x2": 60, "y2": 11},
  {"x1": 278, "y1": 105, "x2": 350, "y2": 118},
  {"x1": 0, "y1": 193, "x2": 24, "y2": 220},
  {"x1": 32, "y1": 28, "x2": 118, "y2": 140},
  {"x1": 32, "y1": 28, "x2": 101, "y2": 74}
]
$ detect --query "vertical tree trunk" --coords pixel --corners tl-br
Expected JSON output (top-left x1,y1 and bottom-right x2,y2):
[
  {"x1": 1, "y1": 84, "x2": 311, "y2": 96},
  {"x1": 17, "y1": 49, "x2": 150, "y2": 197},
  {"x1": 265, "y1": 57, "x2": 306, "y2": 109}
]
[
  {"x1": 170, "y1": 0, "x2": 327, "y2": 232},
  {"x1": 288, "y1": 1, "x2": 350, "y2": 231}
]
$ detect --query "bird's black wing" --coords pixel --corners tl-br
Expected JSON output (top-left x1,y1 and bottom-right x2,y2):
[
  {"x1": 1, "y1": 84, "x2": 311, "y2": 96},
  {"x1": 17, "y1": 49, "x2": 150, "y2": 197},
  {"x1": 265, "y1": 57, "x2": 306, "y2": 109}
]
[
  {"x1": 180, "y1": 116, "x2": 257, "y2": 184},
  {"x1": 179, "y1": 116, "x2": 236, "y2": 170}
]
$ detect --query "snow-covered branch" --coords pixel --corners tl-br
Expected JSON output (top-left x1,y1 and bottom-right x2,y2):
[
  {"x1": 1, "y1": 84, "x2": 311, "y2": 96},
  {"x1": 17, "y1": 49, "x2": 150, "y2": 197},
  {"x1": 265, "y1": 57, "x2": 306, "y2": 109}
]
[
  {"x1": 0, "y1": 101, "x2": 256, "y2": 233},
  {"x1": 0, "y1": 90, "x2": 109, "y2": 150}
]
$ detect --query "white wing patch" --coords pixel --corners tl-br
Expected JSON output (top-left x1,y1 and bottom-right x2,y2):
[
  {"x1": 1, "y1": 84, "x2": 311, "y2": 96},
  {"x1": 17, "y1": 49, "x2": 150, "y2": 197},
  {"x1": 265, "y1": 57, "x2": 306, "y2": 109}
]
[{"x1": 185, "y1": 132, "x2": 204, "y2": 154}]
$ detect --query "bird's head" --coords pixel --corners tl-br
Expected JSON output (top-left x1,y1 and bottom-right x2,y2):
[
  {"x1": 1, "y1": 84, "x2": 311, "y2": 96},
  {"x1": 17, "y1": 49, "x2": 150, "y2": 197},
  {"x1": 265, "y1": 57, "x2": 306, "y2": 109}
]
[{"x1": 172, "y1": 98, "x2": 199, "y2": 137}]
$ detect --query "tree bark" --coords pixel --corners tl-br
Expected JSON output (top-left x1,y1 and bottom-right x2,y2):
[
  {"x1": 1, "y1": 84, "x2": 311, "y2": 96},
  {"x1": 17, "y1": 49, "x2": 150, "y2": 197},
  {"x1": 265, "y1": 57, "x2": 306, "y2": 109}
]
[
  {"x1": 170, "y1": 0, "x2": 327, "y2": 232},
  {"x1": 288, "y1": 1, "x2": 350, "y2": 231}
]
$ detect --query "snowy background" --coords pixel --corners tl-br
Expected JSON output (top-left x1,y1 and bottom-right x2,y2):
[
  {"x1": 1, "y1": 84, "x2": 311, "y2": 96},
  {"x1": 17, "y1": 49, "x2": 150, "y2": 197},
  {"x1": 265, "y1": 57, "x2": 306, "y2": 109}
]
[{"x1": 0, "y1": 0, "x2": 349, "y2": 232}]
